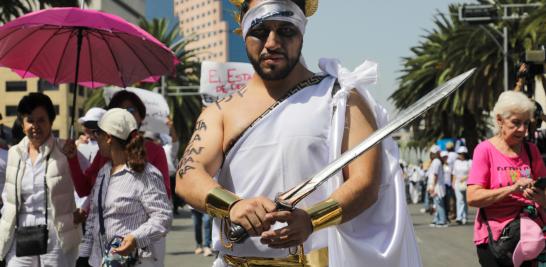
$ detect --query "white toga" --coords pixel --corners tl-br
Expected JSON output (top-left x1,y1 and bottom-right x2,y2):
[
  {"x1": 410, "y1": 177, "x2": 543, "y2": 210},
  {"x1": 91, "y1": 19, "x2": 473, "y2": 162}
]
[{"x1": 212, "y1": 58, "x2": 422, "y2": 267}]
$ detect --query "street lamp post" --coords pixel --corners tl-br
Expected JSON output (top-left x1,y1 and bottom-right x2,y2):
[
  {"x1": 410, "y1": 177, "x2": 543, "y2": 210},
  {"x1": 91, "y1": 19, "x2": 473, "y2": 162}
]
[{"x1": 458, "y1": 3, "x2": 541, "y2": 91}]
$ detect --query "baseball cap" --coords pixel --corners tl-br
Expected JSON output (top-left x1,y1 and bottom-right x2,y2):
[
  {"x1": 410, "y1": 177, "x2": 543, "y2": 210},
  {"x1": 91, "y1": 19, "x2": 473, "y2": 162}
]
[
  {"x1": 457, "y1": 146, "x2": 468, "y2": 154},
  {"x1": 79, "y1": 107, "x2": 106, "y2": 129},
  {"x1": 429, "y1": 145, "x2": 441, "y2": 154},
  {"x1": 98, "y1": 108, "x2": 138, "y2": 140},
  {"x1": 512, "y1": 214, "x2": 545, "y2": 267},
  {"x1": 440, "y1": 151, "x2": 448, "y2": 157}
]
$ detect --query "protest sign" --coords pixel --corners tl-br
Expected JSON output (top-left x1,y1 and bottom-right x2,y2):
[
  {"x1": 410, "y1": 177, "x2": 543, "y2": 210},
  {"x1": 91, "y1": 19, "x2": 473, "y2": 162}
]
[{"x1": 199, "y1": 61, "x2": 254, "y2": 104}]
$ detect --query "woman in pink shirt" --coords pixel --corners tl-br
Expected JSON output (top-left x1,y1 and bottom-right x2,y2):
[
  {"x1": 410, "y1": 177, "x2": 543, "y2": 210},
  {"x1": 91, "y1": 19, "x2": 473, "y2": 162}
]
[{"x1": 467, "y1": 91, "x2": 546, "y2": 267}]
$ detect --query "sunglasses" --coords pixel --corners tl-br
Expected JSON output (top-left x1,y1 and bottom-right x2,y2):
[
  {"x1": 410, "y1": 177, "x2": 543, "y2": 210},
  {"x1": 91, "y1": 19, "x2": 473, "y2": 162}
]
[
  {"x1": 125, "y1": 107, "x2": 136, "y2": 114},
  {"x1": 91, "y1": 129, "x2": 105, "y2": 138}
]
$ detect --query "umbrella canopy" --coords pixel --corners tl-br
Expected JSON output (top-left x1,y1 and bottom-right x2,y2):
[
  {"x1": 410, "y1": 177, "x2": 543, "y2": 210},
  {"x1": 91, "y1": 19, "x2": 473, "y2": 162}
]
[{"x1": 0, "y1": 7, "x2": 178, "y2": 88}]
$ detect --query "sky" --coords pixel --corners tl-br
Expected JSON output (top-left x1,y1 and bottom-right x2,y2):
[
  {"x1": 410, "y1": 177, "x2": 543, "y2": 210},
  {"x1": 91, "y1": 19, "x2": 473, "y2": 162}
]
[
  {"x1": 302, "y1": 1, "x2": 464, "y2": 113},
  {"x1": 147, "y1": 0, "x2": 471, "y2": 113}
]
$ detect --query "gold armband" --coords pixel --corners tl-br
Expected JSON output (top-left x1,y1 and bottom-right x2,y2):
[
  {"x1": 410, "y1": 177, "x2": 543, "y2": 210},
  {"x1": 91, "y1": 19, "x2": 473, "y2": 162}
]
[
  {"x1": 305, "y1": 199, "x2": 343, "y2": 232},
  {"x1": 205, "y1": 187, "x2": 240, "y2": 218}
]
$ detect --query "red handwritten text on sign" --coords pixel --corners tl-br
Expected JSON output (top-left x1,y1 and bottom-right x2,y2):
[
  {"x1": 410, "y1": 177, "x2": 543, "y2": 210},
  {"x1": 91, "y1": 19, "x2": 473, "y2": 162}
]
[{"x1": 208, "y1": 68, "x2": 252, "y2": 94}]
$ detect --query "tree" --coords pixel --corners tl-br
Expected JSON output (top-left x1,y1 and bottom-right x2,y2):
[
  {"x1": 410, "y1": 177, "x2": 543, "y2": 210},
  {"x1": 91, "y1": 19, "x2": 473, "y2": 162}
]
[
  {"x1": 390, "y1": 1, "x2": 542, "y2": 152},
  {"x1": 138, "y1": 18, "x2": 202, "y2": 152},
  {"x1": 0, "y1": 0, "x2": 88, "y2": 24}
]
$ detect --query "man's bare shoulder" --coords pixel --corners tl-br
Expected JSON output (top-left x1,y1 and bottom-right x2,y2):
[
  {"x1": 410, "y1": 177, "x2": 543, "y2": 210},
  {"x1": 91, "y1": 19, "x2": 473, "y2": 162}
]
[
  {"x1": 211, "y1": 87, "x2": 249, "y2": 112},
  {"x1": 346, "y1": 89, "x2": 378, "y2": 129}
]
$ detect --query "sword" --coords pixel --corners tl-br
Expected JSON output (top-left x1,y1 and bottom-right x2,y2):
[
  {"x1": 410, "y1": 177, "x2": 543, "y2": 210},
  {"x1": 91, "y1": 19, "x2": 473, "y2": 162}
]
[{"x1": 228, "y1": 68, "x2": 476, "y2": 243}]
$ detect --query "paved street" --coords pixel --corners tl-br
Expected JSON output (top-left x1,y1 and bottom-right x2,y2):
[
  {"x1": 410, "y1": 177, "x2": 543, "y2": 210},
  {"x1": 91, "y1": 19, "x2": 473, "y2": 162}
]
[
  {"x1": 410, "y1": 203, "x2": 479, "y2": 267},
  {"x1": 165, "y1": 208, "x2": 216, "y2": 267},
  {"x1": 165, "y1": 204, "x2": 480, "y2": 267}
]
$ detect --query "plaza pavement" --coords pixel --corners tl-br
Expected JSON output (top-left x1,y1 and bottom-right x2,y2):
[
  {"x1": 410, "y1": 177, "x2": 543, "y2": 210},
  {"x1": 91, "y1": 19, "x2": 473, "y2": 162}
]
[{"x1": 165, "y1": 204, "x2": 480, "y2": 267}]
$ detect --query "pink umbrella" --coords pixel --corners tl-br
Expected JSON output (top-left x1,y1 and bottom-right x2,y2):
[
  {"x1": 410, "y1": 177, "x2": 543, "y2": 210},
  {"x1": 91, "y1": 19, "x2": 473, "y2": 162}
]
[{"x1": 0, "y1": 7, "x2": 178, "y2": 136}]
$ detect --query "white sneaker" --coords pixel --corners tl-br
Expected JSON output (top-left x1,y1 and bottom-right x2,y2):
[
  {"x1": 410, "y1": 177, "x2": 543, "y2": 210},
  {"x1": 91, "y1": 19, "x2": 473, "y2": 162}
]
[{"x1": 194, "y1": 247, "x2": 203, "y2": 255}]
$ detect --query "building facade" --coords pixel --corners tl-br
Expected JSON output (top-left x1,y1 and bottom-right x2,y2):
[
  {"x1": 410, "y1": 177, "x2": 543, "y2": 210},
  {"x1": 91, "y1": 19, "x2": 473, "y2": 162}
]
[
  {"x1": 174, "y1": 0, "x2": 247, "y2": 63},
  {"x1": 0, "y1": 0, "x2": 146, "y2": 140}
]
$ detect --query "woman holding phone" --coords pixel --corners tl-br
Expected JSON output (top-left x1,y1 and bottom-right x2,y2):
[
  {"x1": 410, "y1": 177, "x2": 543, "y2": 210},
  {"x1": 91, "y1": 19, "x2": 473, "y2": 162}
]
[
  {"x1": 467, "y1": 91, "x2": 546, "y2": 266},
  {"x1": 77, "y1": 109, "x2": 172, "y2": 267}
]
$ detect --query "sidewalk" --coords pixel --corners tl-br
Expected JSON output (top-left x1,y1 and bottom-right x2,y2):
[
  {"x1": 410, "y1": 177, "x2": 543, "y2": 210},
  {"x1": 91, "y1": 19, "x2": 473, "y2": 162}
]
[{"x1": 165, "y1": 208, "x2": 215, "y2": 267}]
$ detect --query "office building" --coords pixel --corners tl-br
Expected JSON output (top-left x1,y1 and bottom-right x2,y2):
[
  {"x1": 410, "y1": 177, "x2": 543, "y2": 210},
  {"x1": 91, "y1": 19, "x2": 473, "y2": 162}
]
[{"x1": 174, "y1": 0, "x2": 247, "y2": 63}]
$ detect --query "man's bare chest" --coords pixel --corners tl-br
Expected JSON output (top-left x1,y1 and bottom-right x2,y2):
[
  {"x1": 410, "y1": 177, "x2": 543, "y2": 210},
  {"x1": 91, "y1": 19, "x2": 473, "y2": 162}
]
[{"x1": 220, "y1": 95, "x2": 276, "y2": 152}]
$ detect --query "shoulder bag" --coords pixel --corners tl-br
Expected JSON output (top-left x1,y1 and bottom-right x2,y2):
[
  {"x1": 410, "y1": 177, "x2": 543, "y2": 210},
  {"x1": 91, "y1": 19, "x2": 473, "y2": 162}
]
[{"x1": 14, "y1": 155, "x2": 50, "y2": 257}]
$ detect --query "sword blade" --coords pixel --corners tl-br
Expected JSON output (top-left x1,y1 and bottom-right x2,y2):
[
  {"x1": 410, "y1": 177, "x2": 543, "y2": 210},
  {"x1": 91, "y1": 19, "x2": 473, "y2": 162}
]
[{"x1": 276, "y1": 68, "x2": 476, "y2": 206}]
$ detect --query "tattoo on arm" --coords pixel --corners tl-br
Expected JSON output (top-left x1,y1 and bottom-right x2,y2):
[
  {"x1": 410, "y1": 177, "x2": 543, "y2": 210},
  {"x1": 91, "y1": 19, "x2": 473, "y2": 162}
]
[{"x1": 177, "y1": 119, "x2": 208, "y2": 178}]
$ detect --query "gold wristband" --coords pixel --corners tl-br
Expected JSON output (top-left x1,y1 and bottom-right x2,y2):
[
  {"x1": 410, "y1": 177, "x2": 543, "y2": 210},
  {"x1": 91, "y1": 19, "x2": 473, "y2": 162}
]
[
  {"x1": 305, "y1": 199, "x2": 343, "y2": 232},
  {"x1": 205, "y1": 187, "x2": 241, "y2": 218}
]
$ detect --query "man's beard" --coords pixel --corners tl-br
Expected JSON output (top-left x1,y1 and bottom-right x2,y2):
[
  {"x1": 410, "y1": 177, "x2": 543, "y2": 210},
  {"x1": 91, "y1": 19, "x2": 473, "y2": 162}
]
[{"x1": 247, "y1": 46, "x2": 302, "y2": 81}]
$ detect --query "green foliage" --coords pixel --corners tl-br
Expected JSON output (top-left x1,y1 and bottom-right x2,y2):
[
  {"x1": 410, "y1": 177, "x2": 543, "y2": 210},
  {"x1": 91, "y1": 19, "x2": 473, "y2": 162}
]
[
  {"x1": 0, "y1": 0, "x2": 89, "y2": 24},
  {"x1": 390, "y1": 1, "x2": 546, "y2": 152},
  {"x1": 136, "y1": 18, "x2": 202, "y2": 155}
]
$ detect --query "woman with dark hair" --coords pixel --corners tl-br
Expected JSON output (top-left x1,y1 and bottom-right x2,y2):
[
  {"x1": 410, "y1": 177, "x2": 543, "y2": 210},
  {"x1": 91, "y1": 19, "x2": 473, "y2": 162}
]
[
  {"x1": 77, "y1": 108, "x2": 171, "y2": 267},
  {"x1": 10, "y1": 120, "x2": 25, "y2": 146},
  {"x1": 0, "y1": 92, "x2": 81, "y2": 266},
  {"x1": 64, "y1": 90, "x2": 170, "y2": 199}
]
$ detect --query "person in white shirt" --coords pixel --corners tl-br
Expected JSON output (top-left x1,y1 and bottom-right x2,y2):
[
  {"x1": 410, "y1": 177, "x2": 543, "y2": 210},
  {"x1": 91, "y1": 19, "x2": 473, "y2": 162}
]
[
  {"x1": 76, "y1": 108, "x2": 106, "y2": 167},
  {"x1": 74, "y1": 108, "x2": 106, "y2": 222},
  {"x1": 408, "y1": 163, "x2": 425, "y2": 204},
  {"x1": 428, "y1": 145, "x2": 447, "y2": 227},
  {"x1": 441, "y1": 150, "x2": 455, "y2": 223},
  {"x1": 452, "y1": 146, "x2": 471, "y2": 225},
  {"x1": 0, "y1": 92, "x2": 81, "y2": 267},
  {"x1": 445, "y1": 142, "x2": 458, "y2": 221}
]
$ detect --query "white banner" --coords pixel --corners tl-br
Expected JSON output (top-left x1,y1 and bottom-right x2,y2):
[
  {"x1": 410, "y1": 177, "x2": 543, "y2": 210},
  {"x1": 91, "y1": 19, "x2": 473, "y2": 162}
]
[
  {"x1": 199, "y1": 61, "x2": 254, "y2": 104},
  {"x1": 103, "y1": 87, "x2": 170, "y2": 134}
]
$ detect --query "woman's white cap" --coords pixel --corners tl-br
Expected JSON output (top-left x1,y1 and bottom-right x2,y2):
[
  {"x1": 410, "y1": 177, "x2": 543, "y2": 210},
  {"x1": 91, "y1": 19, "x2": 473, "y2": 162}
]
[
  {"x1": 429, "y1": 145, "x2": 441, "y2": 154},
  {"x1": 78, "y1": 107, "x2": 106, "y2": 124},
  {"x1": 98, "y1": 108, "x2": 138, "y2": 140},
  {"x1": 457, "y1": 146, "x2": 468, "y2": 154}
]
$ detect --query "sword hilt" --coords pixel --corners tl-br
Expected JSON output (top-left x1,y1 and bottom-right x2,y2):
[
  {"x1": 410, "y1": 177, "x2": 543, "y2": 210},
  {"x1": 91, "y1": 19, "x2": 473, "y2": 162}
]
[{"x1": 227, "y1": 196, "x2": 295, "y2": 243}]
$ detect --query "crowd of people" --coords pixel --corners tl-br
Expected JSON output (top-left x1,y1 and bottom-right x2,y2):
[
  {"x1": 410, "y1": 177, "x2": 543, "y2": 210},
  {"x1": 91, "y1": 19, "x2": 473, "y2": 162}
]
[
  {"x1": 403, "y1": 141, "x2": 472, "y2": 227},
  {"x1": 0, "y1": 90, "x2": 215, "y2": 266},
  {"x1": 2, "y1": 0, "x2": 546, "y2": 266}
]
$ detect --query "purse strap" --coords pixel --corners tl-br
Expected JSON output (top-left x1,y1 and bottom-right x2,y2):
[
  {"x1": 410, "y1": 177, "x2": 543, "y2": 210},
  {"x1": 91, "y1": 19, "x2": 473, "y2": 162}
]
[
  {"x1": 15, "y1": 154, "x2": 51, "y2": 228},
  {"x1": 98, "y1": 173, "x2": 107, "y2": 236},
  {"x1": 479, "y1": 208, "x2": 497, "y2": 243},
  {"x1": 524, "y1": 142, "x2": 533, "y2": 177}
]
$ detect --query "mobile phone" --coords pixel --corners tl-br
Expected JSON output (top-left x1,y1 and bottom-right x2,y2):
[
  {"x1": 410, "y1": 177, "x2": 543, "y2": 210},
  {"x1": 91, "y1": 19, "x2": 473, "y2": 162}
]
[
  {"x1": 534, "y1": 177, "x2": 546, "y2": 190},
  {"x1": 109, "y1": 236, "x2": 124, "y2": 249}
]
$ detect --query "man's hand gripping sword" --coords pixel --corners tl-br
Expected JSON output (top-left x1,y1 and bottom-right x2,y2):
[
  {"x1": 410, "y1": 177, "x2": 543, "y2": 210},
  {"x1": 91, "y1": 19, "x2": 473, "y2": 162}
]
[{"x1": 228, "y1": 68, "x2": 476, "y2": 243}]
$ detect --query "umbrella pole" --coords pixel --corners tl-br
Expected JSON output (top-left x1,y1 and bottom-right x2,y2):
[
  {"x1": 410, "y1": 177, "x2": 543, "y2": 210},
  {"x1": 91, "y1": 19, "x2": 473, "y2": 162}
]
[{"x1": 70, "y1": 28, "x2": 83, "y2": 139}]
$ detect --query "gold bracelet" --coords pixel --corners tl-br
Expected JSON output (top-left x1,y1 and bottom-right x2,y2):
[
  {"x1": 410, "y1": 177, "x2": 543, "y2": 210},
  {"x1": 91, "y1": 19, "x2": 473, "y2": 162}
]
[
  {"x1": 205, "y1": 187, "x2": 240, "y2": 218},
  {"x1": 305, "y1": 198, "x2": 343, "y2": 232}
]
